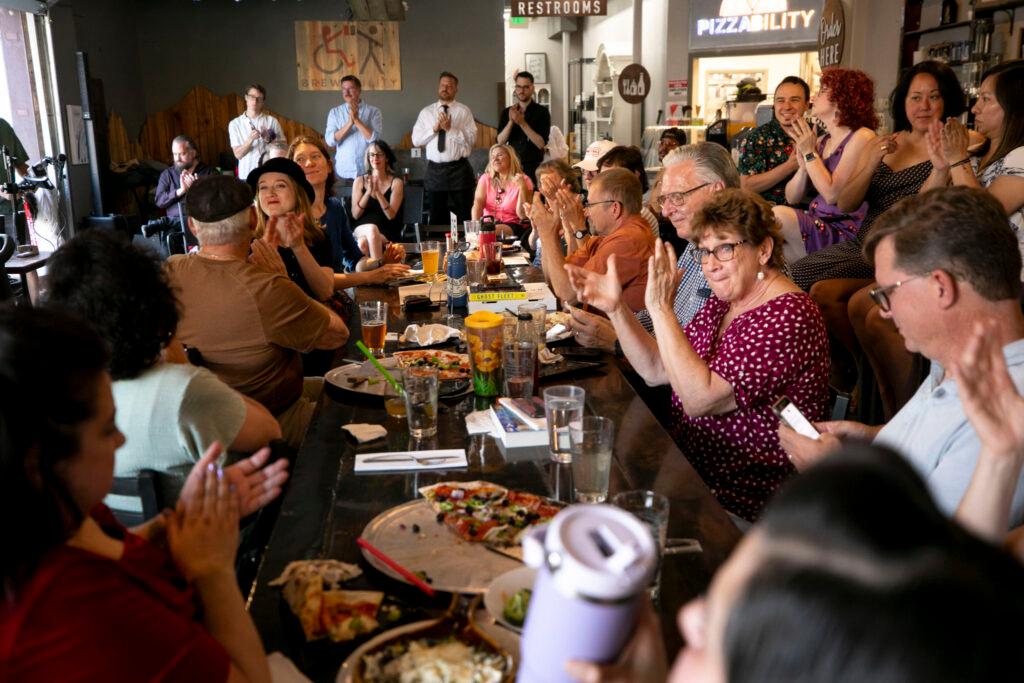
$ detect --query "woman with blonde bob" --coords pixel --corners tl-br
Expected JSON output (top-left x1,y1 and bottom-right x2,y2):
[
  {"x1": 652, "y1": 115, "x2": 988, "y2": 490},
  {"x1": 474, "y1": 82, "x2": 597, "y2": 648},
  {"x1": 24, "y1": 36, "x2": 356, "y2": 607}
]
[
  {"x1": 565, "y1": 189, "x2": 830, "y2": 522},
  {"x1": 472, "y1": 143, "x2": 534, "y2": 238}
]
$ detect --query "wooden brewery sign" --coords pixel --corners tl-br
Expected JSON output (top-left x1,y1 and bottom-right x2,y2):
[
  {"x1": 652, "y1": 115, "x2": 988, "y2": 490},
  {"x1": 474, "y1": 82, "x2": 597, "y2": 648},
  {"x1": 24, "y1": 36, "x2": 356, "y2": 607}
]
[{"x1": 295, "y1": 21, "x2": 401, "y2": 92}]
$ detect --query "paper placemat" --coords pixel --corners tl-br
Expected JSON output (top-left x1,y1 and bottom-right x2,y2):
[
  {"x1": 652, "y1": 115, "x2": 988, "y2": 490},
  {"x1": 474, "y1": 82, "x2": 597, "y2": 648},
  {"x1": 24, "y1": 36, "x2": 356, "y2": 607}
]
[
  {"x1": 502, "y1": 255, "x2": 531, "y2": 266},
  {"x1": 354, "y1": 449, "x2": 468, "y2": 473}
]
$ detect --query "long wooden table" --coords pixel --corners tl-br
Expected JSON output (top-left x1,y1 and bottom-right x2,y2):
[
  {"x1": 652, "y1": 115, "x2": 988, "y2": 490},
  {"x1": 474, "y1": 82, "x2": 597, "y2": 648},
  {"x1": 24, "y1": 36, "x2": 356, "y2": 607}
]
[{"x1": 246, "y1": 265, "x2": 741, "y2": 681}]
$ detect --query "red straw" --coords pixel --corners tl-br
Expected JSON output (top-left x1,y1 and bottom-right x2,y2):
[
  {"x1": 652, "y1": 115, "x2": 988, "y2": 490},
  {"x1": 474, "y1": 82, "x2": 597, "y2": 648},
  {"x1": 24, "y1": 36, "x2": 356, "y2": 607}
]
[{"x1": 357, "y1": 537, "x2": 436, "y2": 597}]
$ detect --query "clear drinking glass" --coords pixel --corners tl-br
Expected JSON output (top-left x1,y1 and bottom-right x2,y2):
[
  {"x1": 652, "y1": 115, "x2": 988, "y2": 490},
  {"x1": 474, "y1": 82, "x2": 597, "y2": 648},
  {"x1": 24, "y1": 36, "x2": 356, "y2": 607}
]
[
  {"x1": 359, "y1": 301, "x2": 388, "y2": 357},
  {"x1": 570, "y1": 416, "x2": 615, "y2": 503},
  {"x1": 518, "y1": 302, "x2": 547, "y2": 346},
  {"x1": 612, "y1": 490, "x2": 669, "y2": 599},
  {"x1": 403, "y1": 366, "x2": 439, "y2": 438},
  {"x1": 502, "y1": 341, "x2": 537, "y2": 398},
  {"x1": 544, "y1": 385, "x2": 586, "y2": 463},
  {"x1": 466, "y1": 258, "x2": 486, "y2": 287}
]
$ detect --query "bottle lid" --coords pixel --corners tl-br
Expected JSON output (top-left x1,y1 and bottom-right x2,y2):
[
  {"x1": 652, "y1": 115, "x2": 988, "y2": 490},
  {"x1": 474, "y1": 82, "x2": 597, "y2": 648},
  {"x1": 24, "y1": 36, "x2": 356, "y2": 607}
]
[{"x1": 539, "y1": 504, "x2": 656, "y2": 602}]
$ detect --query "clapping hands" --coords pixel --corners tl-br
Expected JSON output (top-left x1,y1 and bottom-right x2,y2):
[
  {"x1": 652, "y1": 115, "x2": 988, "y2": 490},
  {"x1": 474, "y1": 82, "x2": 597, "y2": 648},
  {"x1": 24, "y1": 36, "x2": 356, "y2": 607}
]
[
  {"x1": 179, "y1": 441, "x2": 290, "y2": 519},
  {"x1": 787, "y1": 117, "x2": 818, "y2": 157},
  {"x1": 564, "y1": 255, "x2": 624, "y2": 315},
  {"x1": 644, "y1": 239, "x2": 682, "y2": 317}
]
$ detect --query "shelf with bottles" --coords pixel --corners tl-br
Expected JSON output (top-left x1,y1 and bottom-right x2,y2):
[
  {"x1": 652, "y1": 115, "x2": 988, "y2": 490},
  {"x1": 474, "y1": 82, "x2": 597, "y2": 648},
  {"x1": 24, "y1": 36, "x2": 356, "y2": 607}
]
[{"x1": 900, "y1": 0, "x2": 1023, "y2": 70}]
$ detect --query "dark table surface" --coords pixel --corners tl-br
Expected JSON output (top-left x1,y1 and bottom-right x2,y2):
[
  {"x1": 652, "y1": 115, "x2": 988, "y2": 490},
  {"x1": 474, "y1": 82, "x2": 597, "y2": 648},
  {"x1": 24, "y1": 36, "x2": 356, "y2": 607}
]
[{"x1": 246, "y1": 265, "x2": 741, "y2": 681}]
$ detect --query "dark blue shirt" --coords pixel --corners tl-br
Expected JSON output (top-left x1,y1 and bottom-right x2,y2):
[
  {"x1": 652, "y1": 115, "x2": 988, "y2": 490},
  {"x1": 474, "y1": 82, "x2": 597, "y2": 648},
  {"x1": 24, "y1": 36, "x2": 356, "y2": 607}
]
[{"x1": 321, "y1": 196, "x2": 362, "y2": 272}]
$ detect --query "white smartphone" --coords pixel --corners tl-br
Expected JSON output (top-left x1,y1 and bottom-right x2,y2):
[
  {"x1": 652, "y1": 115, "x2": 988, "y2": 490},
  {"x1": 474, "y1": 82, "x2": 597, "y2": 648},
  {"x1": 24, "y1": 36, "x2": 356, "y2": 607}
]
[{"x1": 772, "y1": 396, "x2": 821, "y2": 440}]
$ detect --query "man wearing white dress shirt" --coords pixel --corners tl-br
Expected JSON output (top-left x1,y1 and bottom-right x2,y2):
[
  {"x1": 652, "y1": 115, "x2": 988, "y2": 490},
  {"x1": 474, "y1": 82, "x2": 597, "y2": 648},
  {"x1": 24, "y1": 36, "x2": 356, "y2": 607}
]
[
  {"x1": 325, "y1": 75, "x2": 382, "y2": 183},
  {"x1": 228, "y1": 84, "x2": 284, "y2": 180},
  {"x1": 412, "y1": 71, "x2": 477, "y2": 224}
]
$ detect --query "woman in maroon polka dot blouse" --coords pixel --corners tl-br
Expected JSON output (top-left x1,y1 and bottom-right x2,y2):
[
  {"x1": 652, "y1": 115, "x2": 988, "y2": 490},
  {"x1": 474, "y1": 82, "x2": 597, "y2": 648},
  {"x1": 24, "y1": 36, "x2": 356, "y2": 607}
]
[{"x1": 566, "y1": 189, "x2": 830, "y2": 521}]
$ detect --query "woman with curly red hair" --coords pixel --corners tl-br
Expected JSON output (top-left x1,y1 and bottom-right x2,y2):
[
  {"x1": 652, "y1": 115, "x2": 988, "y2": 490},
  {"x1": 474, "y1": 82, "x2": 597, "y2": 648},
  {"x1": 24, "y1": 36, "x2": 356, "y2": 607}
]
[{"x1": 773, "y1": 68, "x2": 878, "y2": 262}]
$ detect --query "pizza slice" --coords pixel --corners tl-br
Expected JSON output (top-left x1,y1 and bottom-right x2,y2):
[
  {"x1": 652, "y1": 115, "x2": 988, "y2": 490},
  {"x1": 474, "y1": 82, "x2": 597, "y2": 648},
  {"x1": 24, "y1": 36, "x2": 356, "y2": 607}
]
[
  {"x1": 321, "y1": 590, "x2": 385, "y2": 642},
  {"x1": 419, "y1": 481, "x2": 508, "y2": 517},
  {"x1": 269, "y1": 560, "x2": 367, "y2": 641}
]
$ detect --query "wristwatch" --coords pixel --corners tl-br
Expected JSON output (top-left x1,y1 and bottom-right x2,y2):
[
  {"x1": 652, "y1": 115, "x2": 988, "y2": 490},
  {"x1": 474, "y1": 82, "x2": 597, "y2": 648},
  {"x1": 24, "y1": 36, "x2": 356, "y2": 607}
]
[
  {"x1": 574, "y1": 229, "x2": 587, "y2": 240},
  {"x1": 804, "y1": 151, "x2": 817, "y2": 162}
]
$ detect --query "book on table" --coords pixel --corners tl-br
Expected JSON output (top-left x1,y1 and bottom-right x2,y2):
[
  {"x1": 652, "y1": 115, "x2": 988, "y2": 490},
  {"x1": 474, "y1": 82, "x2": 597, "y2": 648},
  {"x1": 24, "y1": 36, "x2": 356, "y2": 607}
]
[{"x1": 488, "y1": 402, "x2": 548, "y2": 448}]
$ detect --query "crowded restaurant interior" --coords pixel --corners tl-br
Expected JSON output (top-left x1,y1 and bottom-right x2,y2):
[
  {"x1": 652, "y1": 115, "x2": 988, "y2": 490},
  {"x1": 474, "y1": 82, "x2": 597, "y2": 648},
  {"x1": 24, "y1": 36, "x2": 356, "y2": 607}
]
[{"x1": 4, "y1": 0, "x2": 1024, "y2": 681}]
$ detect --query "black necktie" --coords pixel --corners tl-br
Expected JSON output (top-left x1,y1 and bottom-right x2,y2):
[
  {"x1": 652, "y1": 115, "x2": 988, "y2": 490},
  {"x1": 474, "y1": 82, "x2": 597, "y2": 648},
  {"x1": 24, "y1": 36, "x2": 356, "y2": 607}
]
[{"x1": 438, "y1": 104, "x2": 448, "y2": 153}]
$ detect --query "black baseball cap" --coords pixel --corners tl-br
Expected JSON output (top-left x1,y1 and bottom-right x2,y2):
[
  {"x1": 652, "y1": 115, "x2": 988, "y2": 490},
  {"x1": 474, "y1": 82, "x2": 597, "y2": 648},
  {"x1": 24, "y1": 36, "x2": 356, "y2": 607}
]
[
  {"x1": 185, "y1": 175, "x2": 254, "y2": 223},
  {"x1": 245, "y1": 157, "x2": 316, "y2": 202}
]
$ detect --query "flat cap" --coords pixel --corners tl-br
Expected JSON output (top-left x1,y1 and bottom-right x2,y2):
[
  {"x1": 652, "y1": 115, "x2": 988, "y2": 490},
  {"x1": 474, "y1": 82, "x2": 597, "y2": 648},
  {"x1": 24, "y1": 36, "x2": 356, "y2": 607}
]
[{"x1": 185, "y1": 175, "x2": 254, "y2": 223}]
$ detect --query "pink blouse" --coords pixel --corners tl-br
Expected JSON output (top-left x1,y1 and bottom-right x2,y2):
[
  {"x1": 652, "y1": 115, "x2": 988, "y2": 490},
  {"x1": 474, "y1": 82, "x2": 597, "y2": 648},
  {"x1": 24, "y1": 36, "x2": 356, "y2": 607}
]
[
  {"x1": 477, "y1": 174, "x2": 533, "y2": 225},
  {"x1": 669, "y1": 291, "x2": 830, "y2": 521}
]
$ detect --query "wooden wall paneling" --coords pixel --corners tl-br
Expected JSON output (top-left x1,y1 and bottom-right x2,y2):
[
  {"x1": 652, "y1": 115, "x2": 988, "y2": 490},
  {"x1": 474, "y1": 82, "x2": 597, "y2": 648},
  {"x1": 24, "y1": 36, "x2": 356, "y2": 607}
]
[{"x1": 383, "y1": 0, "x2": 406, "y2": 21}]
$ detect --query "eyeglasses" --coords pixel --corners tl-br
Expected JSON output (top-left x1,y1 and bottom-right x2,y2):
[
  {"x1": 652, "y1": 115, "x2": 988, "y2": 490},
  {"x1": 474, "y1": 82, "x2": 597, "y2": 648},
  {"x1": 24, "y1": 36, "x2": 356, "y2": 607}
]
[
  {"x1": 662, "y1": 183, "x2": 710, "y2": 207},
  {"x1": 245, "y1": 94, "x2": 265, "y2": 100},
  {"x1": 692, "y1": 240, "x2": 747, "y2": 265},
  {"x1": 583, "y1": 198, "x2": 619, "y2": 210},
  {"x1": 367, "y1": 152, "x2": 385, "y2": 158},
  {"x1": 869, "y1": 276, "x2": 922, "y2": 312}
]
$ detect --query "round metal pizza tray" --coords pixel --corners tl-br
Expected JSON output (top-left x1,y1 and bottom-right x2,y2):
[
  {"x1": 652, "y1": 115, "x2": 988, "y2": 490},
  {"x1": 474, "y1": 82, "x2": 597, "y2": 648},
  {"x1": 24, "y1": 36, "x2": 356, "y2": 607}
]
[
  {"x1": 359, "y1": 500, "x2": 522, "y2": 594},
  {"x1": 324, "y1": 363, "x2": 471, "y2": 401}
]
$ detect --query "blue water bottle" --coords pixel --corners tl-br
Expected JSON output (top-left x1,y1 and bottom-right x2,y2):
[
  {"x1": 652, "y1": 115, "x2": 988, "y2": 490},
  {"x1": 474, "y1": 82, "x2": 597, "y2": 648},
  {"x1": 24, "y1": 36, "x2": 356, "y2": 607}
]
[{"x1": 447, "y1": 247, "x2": 468, "y2": 308}]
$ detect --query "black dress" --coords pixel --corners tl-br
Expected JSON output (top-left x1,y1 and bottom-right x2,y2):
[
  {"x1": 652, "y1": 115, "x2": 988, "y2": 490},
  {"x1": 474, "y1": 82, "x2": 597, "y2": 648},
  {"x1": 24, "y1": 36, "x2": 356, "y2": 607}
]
[
  {"x1": 790, "y1": 160, "x2": 933, "y2": 290},
  {"x1": 353, "y1": 179, "x2": 404, "y2": 243}
]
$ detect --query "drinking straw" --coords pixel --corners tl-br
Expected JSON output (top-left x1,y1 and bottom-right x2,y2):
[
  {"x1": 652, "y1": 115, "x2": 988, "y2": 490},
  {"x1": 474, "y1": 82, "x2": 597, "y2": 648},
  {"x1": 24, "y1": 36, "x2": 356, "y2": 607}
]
[
  {"x1": 355, "y1": 340, "x2": 405, "y2": 397},
  {"x1": 357, "y1": 537, "x2": 436, "y2": 597}
]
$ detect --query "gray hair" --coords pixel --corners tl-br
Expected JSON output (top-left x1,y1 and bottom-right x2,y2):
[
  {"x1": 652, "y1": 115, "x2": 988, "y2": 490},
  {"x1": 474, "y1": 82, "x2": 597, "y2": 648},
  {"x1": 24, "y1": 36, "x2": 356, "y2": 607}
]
[
  {"x1": 663, "y1": 143, "x2": 740, "y2": 189},
  {"x1": 191, "y1": 206, "x2": 252, "y2": 247}
]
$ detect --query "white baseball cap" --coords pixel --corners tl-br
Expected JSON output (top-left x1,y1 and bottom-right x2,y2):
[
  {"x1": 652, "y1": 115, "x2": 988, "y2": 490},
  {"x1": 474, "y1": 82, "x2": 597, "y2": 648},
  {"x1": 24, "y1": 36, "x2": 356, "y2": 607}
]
[{"x1": 573, "y1": 139, "x2": 618, "y2": 171}]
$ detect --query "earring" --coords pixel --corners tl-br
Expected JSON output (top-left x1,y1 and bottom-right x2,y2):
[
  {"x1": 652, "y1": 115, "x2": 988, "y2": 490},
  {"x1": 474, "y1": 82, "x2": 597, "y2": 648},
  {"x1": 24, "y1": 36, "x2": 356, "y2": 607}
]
[{"x1": 757, "y1": 270, "x2": 765, "y2": 281}]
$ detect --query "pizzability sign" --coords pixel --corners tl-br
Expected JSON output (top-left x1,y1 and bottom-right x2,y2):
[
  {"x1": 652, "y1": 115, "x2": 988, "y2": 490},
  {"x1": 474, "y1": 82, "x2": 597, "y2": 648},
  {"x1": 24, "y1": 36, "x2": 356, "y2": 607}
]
[{"x1": 295, "y1": 21, "x2": 401, "y2": 92}]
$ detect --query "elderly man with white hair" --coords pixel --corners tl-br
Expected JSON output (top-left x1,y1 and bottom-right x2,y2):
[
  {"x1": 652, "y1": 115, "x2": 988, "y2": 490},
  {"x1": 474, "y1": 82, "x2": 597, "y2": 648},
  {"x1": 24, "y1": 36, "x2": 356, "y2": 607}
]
[{"x1": 566, "y1": 142, "x2": 742, "y2": 351}]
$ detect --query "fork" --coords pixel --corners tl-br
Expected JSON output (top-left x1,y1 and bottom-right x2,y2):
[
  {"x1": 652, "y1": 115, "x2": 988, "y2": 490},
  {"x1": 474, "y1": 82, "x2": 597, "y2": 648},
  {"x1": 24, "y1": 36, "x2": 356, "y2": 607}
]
[{"x1": 361, "y1": 453, "x2": 460, "y2": 465}]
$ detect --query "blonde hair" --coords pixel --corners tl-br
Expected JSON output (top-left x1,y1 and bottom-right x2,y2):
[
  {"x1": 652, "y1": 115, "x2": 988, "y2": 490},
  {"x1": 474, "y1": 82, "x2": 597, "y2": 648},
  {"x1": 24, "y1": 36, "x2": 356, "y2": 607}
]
[
  {"x1": 487, "y1": 144, "x2": 523, "y2": 181},
  {"x1": 253, "y1": 173, "x2": 324, "y2": 246}
]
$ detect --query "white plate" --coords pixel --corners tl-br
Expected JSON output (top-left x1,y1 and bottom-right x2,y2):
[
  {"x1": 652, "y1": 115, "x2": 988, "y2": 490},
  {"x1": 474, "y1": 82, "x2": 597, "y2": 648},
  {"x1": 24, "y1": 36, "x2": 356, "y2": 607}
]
[
  {"x1": 483, "y1": 566, "x2": 537, "y2": 633},
  {"x1": 335, "y1": 618, "x2": 440, "y2": 683},
  {"x1": 325, "y1": 360, "x2": 400, "y2": 398},
  {"x1": 359, "y1": 500, "x2": 522, "y2": 594}
]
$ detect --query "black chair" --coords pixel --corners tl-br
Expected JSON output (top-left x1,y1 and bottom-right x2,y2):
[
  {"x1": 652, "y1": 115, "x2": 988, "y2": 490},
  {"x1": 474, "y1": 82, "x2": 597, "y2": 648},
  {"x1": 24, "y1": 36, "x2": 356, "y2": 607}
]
[
  {"x1": 234, "y1": 439, "x2": 295, "y2": 594},
  {"x1": 0, "y1": 234, "x2": 15, "y2": 303},
  {"x1": 108, "y1": 469, "x2": 163, "y2": 527},
  {"x1": 401, "y1": 185, "x2": 425, "y2": 241}
]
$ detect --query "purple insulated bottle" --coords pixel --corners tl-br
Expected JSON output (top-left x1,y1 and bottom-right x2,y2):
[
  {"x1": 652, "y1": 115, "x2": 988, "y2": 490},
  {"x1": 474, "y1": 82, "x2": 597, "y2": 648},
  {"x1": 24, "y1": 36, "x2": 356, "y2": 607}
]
[{"x1": 517, "y1": 505, "x2": 656, "y2": 683}]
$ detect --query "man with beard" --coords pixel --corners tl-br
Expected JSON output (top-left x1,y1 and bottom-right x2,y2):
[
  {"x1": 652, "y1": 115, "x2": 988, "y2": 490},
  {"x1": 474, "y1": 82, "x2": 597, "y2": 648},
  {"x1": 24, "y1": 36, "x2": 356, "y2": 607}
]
[
  {"x1": 738, "y1": 76, "x2": 810, "y2": 205},
  {"x1": 412, "y1": 71, "x2": 477, "y2": 224},
  {"x1": 155, "y1": 135, "x2": 216, "y2": 230},
  {"x1": 497, "y1": 71, "x2": 550, "y2": 183}
]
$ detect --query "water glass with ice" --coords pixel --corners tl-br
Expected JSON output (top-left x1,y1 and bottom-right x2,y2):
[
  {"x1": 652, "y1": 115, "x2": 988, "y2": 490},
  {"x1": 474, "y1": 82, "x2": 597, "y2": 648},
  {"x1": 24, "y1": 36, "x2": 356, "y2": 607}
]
[
  {"x1": 403, "y1": 366, "x2": 439, "y2": 438},
  {"x1": 544, "y1": 385, "x2": 585, "y2": 464}
]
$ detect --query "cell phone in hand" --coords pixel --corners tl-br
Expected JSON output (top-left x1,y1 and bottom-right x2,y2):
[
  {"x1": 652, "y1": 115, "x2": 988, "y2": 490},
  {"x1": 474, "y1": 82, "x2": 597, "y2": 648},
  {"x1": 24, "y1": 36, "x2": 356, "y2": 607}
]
[{"x1": 772, "y1": 396, "x2": 820, "y2": 440}]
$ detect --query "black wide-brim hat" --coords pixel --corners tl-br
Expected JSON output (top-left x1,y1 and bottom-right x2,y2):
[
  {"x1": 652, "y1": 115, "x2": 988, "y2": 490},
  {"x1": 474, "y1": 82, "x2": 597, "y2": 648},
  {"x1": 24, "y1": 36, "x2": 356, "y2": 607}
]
[{"x1": 246, "y1": 157, "x2": 316, "y2": 203}]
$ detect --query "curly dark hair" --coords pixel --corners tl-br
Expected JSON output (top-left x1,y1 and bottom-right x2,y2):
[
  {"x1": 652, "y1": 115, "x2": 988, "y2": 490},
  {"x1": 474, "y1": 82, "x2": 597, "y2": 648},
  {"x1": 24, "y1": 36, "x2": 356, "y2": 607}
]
[
  {"x1": 890, "y1": 60, "x2": 965, "y2": 132},
  {"x1": 691, "y1": 188, "x2": 786, "y2": 271},
  {"x1": 0, "y1": 306, "x2": 109, "y2": 588},
  {"x1": 820, "y1": 68, "x2": 878, "y2": 131},
  {"x1": 46, "y1": 231, "x2": 179, "y2": 381}
]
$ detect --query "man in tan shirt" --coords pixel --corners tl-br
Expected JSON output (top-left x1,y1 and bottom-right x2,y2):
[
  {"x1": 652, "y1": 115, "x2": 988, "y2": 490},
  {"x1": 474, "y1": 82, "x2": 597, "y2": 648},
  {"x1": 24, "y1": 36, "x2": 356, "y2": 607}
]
[
  {"x1": 166, "y1": 175, "x2": 349, "y2": 447},
  {"x1": 532, "y1": 167, "x2": 655, "y2": 312}
]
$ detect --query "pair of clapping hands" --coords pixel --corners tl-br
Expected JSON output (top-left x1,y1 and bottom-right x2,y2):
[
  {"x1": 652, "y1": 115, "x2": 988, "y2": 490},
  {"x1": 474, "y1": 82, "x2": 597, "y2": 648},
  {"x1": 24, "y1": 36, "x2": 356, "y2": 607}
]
[
  {"x1": 523, "y1": 180, "x2": 585, "y2": 241},
  {"x1": 145, "y1": 442, "x2": 289, "y2": 581},
  {"x1": 563, "y1": 239, "x2": 683, "y2": 316},
  {"x1": 249, "y1": 213, "x2": 304, "y2": 274}
]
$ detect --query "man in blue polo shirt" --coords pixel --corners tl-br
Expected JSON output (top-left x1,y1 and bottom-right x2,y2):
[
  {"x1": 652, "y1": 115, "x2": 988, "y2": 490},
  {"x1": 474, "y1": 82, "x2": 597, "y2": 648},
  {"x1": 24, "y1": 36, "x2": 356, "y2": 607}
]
[{"x1": 780, "y1": 187, "x2": 1024, "y2": 528}]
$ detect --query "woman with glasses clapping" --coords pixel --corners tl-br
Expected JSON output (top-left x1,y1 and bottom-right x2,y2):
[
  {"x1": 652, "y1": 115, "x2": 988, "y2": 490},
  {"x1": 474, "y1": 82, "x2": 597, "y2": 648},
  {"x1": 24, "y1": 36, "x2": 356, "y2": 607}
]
[{"x1": 565, "y1": 189, "x2": 830, "y2": 523}]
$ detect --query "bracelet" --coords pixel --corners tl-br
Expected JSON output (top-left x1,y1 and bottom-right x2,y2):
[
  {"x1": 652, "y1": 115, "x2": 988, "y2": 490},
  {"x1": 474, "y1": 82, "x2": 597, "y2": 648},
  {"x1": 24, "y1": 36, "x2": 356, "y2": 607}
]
[{"x1": 950, "y1": 157, "x2": 971, "y2": 170}]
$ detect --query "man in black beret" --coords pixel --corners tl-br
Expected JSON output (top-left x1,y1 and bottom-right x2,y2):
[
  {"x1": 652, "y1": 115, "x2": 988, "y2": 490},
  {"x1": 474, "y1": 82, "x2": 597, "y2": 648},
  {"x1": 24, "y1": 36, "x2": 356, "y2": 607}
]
[{"x1": 165, "y1": 175, "x2": 349, "y2": 447}]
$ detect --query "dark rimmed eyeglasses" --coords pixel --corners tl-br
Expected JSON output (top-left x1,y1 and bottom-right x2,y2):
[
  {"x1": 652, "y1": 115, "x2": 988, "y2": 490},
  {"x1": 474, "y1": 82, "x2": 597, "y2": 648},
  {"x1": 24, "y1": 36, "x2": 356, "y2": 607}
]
[
  {"x1": 869, "y1": 276, "x2": 922, "y2": 312},
  {"x1": 662, "y1": 182, "x2": 710, "y2": 207},
  {"x1": 692, "y1": 240, "x2": 748, "y2": 265},
  {"x1": 582, "y1": 198, "x2": 619, "y2": 210}
]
